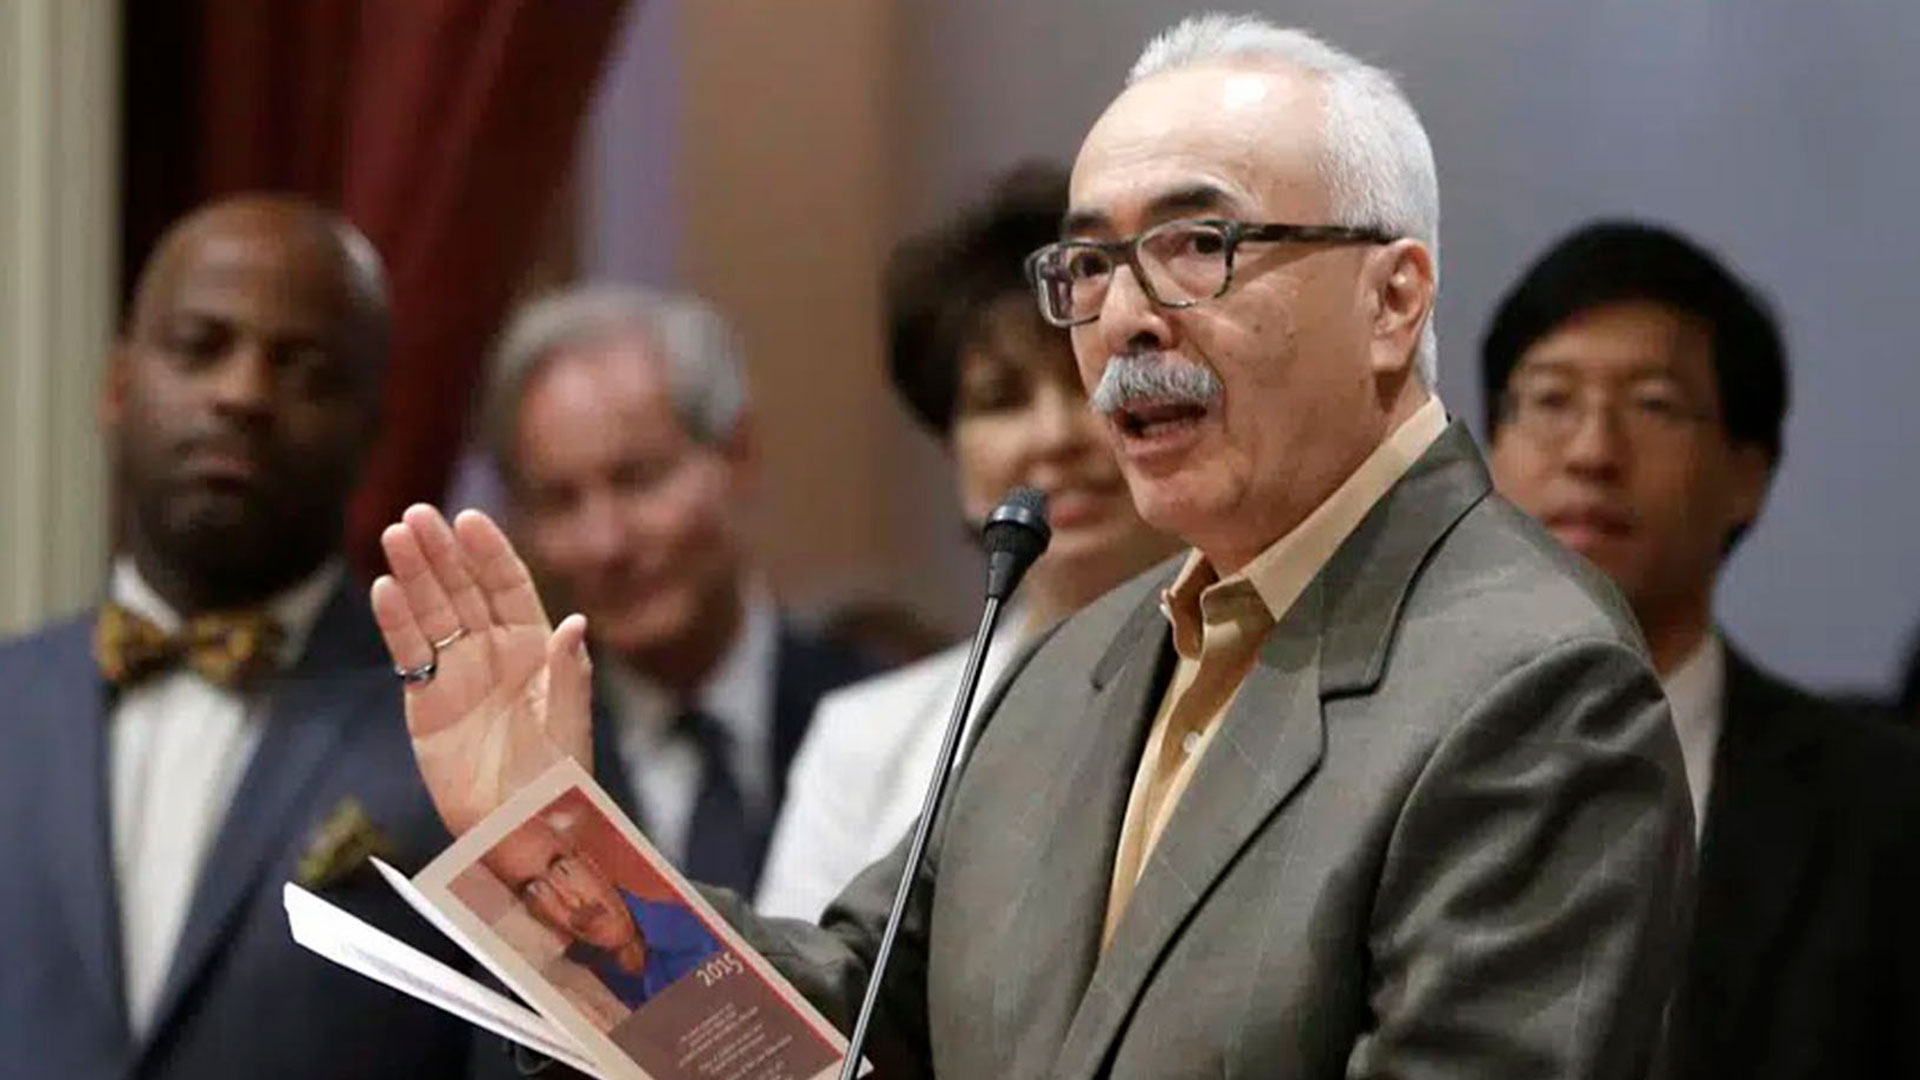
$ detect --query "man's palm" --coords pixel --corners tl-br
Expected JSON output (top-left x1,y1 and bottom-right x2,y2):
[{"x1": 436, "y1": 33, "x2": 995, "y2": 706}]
[{"x1": 371, "y1": 505, "x2": 592, "y2": 837}]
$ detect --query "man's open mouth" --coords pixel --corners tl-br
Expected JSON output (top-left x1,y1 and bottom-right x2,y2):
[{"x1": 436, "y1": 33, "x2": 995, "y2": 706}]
[{"x1": 1115, "y1": 400, "x2": 1208, "y2": 438}]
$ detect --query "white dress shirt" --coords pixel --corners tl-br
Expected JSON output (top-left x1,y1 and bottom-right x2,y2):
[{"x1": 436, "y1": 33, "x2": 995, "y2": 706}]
[
  {"x1": 601, "y1": 589, "x2": 779, "y2": 866},
  {"x1": 108, "y1": 558, "x2": 342, "y2": 1038},
  {"x1": 756, "y1": 607, "x2": 1027, "y2": 922},
  {"x1": 1660, "y1": 632, "x2": 1725, "y2": 841}
]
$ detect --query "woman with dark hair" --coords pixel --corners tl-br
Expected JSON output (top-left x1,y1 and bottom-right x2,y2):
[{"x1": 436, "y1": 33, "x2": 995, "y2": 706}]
[{"x1": 756, "y1": 164, "x2": 1178, "y2": 920}]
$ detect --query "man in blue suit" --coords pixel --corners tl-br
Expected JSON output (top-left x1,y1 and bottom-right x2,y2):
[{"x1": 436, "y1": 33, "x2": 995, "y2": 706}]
[
  {"x1": 483, "y1": 815, "x2": 722, "y2": 1011},
  {"x1": 0, "y1": 195, "x2": 497, "y2": 1077}
]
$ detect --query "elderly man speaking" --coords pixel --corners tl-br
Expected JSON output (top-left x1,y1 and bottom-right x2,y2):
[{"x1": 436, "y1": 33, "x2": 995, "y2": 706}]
[{"x1": 372, "y1": 14, "x2": 1692, "y2": 1077}]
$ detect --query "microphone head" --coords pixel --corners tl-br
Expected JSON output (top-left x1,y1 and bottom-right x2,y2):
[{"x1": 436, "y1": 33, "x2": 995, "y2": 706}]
[
  {"x1": 983, "y1": 486, "x2": 1051, "y2": 556},
  {"x1": 981, "y1": 487, "x2": 1051, "y2": 600}
]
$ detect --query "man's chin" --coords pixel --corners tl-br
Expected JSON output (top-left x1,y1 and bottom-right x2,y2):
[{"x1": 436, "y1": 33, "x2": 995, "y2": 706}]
[
  {"x1": 594, "y1": 606, "x2": 699, "y2": 658},
  {"x1": 1554, "y1": 541, "x2": 1651, "y2": 600},
  {"x1": 1121, "y1": 472, "x2": 1217, "y2": 543},
  {"x1": 1552, "y1": 530, "x2": 1634, "y2": 573},
  {"x1": 163, "y1": 508, "x2": 283, "y2": 561},
  {"x1": 148, "y1": 499, "x2": 334, "y2": 599}
]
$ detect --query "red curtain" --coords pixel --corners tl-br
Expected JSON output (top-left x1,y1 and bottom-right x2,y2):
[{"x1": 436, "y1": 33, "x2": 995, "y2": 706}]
[{"x1": 125, "y1": 0, "x2": 632, "y2": 573}]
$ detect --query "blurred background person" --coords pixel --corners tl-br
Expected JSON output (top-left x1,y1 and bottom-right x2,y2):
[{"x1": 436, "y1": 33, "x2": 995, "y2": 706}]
[
  {"x1": 755, "y1": 164, "x2": 1178, "y2": 921},
  {"x1": 0, "y1": 195, "x2": 491, "y2": 1078},
  {"x1": 1482, "y1": 220, "x2": 1920, "y2": 1080},
  {"x1": 481, "y1": 287, "x2": 874, "y2": 898}
]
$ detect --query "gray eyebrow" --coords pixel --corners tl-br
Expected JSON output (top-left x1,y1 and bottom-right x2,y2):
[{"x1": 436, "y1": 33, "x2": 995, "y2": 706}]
[{"x1": 1061, "y1": 182, "x2": 1239, "y2": 238}]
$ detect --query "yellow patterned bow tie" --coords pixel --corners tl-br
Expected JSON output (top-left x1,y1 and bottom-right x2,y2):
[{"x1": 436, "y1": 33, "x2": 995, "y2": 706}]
[{"x1": 94, "y1": 602, "x2": 285, "y2": 691}]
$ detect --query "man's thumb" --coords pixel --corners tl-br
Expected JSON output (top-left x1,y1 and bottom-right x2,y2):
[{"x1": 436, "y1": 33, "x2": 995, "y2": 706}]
[{"x1": 545, "y1": 613, "x2": 593, "y2": 769}]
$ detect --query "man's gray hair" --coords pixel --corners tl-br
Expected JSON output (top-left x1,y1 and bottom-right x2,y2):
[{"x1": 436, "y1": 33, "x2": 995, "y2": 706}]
[
  {"x1": 482, "y1": 284, "x2": 750, "y2": 476},
  {"x1": 1129, "y1": 14, "x2": 1441, "y2": 384}
]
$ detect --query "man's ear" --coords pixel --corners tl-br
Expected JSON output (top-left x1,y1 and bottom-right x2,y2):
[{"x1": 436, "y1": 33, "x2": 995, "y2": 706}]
[
  {"x1": 100, "y1": 341, "x2": 131, "y2": 429},
  {"x1": 718, "y1": 412, "x2": 757, "y2": 501},
  {"x1": 1725, "y1": 442, "x2": 1774, "y2": 535},
  {"x1": 1365, "y1": 239, "x2": 1436, "y2": 378}
]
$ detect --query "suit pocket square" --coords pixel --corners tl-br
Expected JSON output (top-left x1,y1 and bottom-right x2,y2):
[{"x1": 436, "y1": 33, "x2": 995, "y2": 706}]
[{"x1": 296, "y1": 798, "x2": 399, "y2": 890}]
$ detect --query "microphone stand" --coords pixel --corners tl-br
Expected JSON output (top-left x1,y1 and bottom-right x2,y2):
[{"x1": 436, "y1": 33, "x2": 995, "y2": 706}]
[{"x1": 836, "y1": 593, "x2": 1008, "y2": 1079}]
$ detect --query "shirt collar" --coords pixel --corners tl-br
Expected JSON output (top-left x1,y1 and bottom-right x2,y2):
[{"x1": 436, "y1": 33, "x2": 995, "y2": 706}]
[
  {"x1": 1662, "y1": 631, "x2": 1724, "y2": 716},
  {"x1": 697, "y1": 582, "x2": 779, "y2": 752},
  {"x1": 1159, "y1": 395, "x2": 1450, "y2": 654},
  {"x1": 110, "y1": 555, "x2": 346, "y2": 670},
  {"x1": 1660, "y1": 629, "x2": 1725, "y2": 833}
]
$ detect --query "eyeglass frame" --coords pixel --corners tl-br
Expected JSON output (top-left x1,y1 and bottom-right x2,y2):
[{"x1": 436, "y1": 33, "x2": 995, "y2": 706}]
[
  {"x1": 1023, "y1": 219, "x2": 1400, "y2": 328},
  {"x1": 1495, "y1": 377, "x2": 1720, "y2": 449}
]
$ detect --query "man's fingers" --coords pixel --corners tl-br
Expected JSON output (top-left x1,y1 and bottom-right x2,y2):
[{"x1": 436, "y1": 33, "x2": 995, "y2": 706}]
[
  {"x1": 544, "y1": 613, "x2": 593, "y2": 769},
  {"x1": 370, "y1": 575, "x2": 433, "y2": 681},
  {"x1": 380, "y1": 519, "x2": 465, "y2": 646},
  {"x1": 455, "y1": 509, "x2": 552, "y2": 629},
  {"x1": 405, "y1": 504, "x2": 496, "y2": 638}
]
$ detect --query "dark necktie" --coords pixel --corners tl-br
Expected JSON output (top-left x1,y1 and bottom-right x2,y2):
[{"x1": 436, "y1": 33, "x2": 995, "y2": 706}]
[
  {"x1": 94, "y1": 602, "x2": 284, "y2": 691},
  {"x1": 675, "y1": 706, "x2": 763, "y2": 894}
]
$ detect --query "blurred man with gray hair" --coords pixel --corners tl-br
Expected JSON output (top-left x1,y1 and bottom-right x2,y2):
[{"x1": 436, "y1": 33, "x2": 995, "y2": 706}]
[{"x1": 482, "y1": 285, "x2": 872, "y2": 896}]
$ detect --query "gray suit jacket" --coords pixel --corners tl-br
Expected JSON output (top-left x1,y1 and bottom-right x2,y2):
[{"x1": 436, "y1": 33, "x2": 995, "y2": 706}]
[{"x1": 709, "y1": 424, "x2": 1694, "y2": 1079}]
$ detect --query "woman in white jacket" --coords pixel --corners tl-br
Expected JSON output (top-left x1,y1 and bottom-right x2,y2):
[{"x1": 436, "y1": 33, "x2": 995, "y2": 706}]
[{"x1": 756, "y1": 164, "x2": 1179, "y2": 921}]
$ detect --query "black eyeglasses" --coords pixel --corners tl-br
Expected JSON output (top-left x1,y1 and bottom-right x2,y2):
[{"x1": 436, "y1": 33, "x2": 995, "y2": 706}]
[
  {"x1": 1024, "y1": 218, "x2": 1397, "y2": 328},
  {"x1": 1499, "y1": 378, "x2": 1716, "y2": 448}
]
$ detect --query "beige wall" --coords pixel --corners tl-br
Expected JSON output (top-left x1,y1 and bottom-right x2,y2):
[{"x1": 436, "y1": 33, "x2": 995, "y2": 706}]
[
  {"x1": 677, "y1": 0, "x2": 946, "y2": 622},
  {"x1": 0, "y1": 0, "x2": 118, "y2": 633}
]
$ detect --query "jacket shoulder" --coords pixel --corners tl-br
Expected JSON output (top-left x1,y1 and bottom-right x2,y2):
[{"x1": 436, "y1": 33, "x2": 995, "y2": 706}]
[
  {"x1": 1409, "y1": 496, "x2": 1650, "y2": 662},
  {"x1": 1732, "y1": 650, "x2": 1920, "y2": 791},
  {"x1": 0, "y1": 610, "x2": 96, "y2": 674}
]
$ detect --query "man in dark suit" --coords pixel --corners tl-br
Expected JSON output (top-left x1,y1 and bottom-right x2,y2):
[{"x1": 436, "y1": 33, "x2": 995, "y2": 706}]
[
  {"x1": 479, "y1": 285, "x2": 871, "y2": 897},
  {"x1": 1485, "y1": 219, "x2": 1920, "y2": 1079},
  {"x1": 375, "y1": 15, "x2": 1693, "y2": 1077},
  {"x1": 0, "y1": 195, "x2": 513, "y2": 1077}
]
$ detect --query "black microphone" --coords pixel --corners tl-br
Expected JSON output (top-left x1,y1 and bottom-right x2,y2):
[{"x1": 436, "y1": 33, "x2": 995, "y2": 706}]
[
  {"x1": 983, "y1": 486, "x2": 1052, "y2": 601},
  {"x1": 836, "y1": 488, "x2": 1051, "y2": 1080}
]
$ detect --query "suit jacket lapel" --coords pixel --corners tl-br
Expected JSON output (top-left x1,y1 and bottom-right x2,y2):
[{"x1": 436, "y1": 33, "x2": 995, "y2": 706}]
[
  {"x1": 141, "y1": 585, "x2": 376, "y2": 1042},
  {"x1": 1685, "y1": 648, "x2": 1822, "y2": 1046},
  {"x1": 1051, "y1": 422, "x2": 1491, "y2": 1078},
  {"x1": 38, "y1": 615, "x2": 129, "y2": 1038},
  {"x1": 1052, "y1": 581, "x2": 1327, "y2": 1080},
  {"x1": 982, "y1": 587, "x2": 1173, "y2": 1073}
]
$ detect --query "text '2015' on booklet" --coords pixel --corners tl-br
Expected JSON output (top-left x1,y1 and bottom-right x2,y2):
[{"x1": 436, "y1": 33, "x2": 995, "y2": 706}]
[{"x1": 284, "y1": 757, "x2": 864, "y2": 1080}]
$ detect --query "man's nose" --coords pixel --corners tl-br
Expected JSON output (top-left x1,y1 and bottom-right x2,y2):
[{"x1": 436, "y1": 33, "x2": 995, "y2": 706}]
[
  {"x1": 572, "y1": 495, "x2": 633, "y2": 566},
  {"x1": 1096, "y1": 263, "x2": 1174, "y2": 359},
  {"x1": 552, "y1": 877, "x2": 596, "y2": 915},
  {"x1": 1562, "y1": 402, "x2": 1628, "y2": 478},
  {"x1": 208, "y1": 342, "x2": 274, "y2": 418}
]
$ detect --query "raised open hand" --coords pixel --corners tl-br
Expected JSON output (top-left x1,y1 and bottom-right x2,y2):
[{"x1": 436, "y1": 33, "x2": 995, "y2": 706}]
[{"x1": 370, "y1": 505, "x2": 592, "y2": 837}]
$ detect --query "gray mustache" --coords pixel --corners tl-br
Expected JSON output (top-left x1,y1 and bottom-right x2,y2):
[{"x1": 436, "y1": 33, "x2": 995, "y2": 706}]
[{"x1": 1089, "y1": 353, "x2": 1223, "y2": 415}]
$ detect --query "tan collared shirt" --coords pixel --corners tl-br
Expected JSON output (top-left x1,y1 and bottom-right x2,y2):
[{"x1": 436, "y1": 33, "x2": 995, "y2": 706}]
[{"x1": 1103, "y1": 397, "x2": 1450, "y2": 944}]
